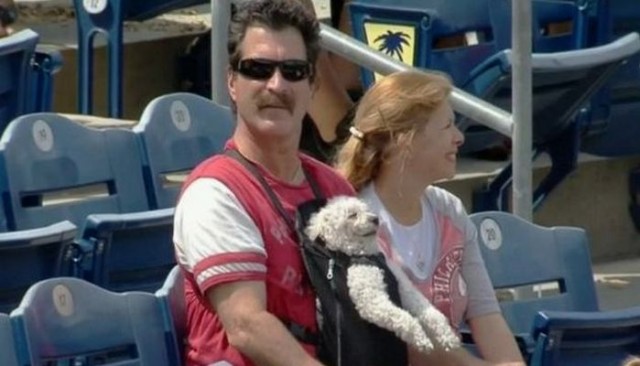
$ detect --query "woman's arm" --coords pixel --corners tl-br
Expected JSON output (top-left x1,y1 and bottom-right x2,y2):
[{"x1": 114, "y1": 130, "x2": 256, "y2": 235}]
[{"x1": 468, "y1": 313, "x2": 525, "y2": 365}]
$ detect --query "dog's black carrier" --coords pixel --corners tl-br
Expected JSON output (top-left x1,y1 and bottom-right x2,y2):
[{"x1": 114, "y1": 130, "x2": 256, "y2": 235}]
[{"x1": 295, "y1": 199, "x2": 408, "y2": 366}]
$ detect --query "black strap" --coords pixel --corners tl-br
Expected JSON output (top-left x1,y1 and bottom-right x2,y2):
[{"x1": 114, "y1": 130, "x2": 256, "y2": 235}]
[
  {"x1": 225, "y1": 149, "x2": 323, "y2": 232},
  {"x1": 224, "y1": 149, "x2": 324, "y2": 346}
]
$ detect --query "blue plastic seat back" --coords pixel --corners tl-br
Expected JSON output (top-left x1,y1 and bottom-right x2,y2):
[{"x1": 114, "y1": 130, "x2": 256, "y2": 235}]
[
  {"x1": 30, "y1": 46, "x2": 64, "y2": 113},
  {"x1": 155, "y1": 265, "x2": 186, "y2": 366},
  {"x1": 349, "y1": 0, "x2": 498, "y2": 87},
  {"x1": 80, "y1": 208, "x2": 175, "y2": 293},
  {"x1": 0, "y1": 113, "x2": 149, "y2": 231},
  {"x1": 126, "y1": 0, "x2": 207, "y2": 21},
  {"x1": 0, "y1": 313, "x2": 19, "y2": 366},
  {"x1": 10, "y1": 277, "x2": 171, "y2": 365},
  {"x1": 489, "y1": 0, "x2": 587, "y2": 52},
  {"x1": 469, "y1": 211, "x2": 599, "y2": 339},
  {"x1": 350, "y1": 0, "x2": 587, "y2": 89},
  {"x1": 134, "y1": 92, "x2": 235, "y2": 209},
  {"x1": 71, "y1": 0, "x2": 208, "y2": 117},
  {"x1": 0, "y1": 30, "x2": 39, "y2": 133},
  {"x1": 530, "y1": 307, "x2": 640, "y2": 366},
  {"x1": 581, "y1": 1, "x2": 640, "y2": 156},
  {"x1": 71, "y1": 0, "x2": 125, "y2": 117},
  {"x1": 0, "y1": 221, "x2": 77, "y2": 314},
  {"x1": 462, "y1": 33, "x2": 640, "y2": 151}
]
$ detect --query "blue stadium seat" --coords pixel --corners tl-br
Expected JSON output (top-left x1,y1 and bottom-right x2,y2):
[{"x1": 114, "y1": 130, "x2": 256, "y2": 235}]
[
  {"x1": 530, "y1": 307, "x2": 640, "y2": 366},
  {"x1": 0, "y1": 113, "x2": 149, "y2": 231},
  {"x1": 30, "y1": 46, "x2": 64, "y2": 113},
  {"x1": 155, "y1": 265, "x2": 186, "y2": 366},
  {"x1": 0, "y1": 313, "x2": 19, "y2": 366},
  {"x1": 0, "y1": 113, "x2": 179, "y2": 287},
  {"x1": 581, "y1": 0, "x2": 640, "y2": 157},
  {"x1": 349, "y1": 0, "x2": 587, "y2": 88},
  {"x1": 71, "y1": 0, "x2": 207, "y2": 117},
  {"x1": 0, "y1": 29, "x2": 38, "y2": 133},
  {"x1": 0, "y1": 221, "x2": 77, "y2": 314},
  {"x1": 81, "y1": 208, "x2": 175, "y2": 292},
  {"x1": 470, "y1": 33, "x2": 640, "y2": 212},
  {"x1": 10, "y1": 277, "x2": 172, "y2": 365},
  {"x1": 468, "y1": 211, "x2": 599, "y2": 356},
  {"x1": 133, "y1": 92, "x2": 235, "y2": 209}
]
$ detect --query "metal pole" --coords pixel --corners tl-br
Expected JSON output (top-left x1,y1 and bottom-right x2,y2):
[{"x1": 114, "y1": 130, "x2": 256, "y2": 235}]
[
  {"x1": 511, "y1": 0, "x2": 533, "y2": 220},
  {"x1": 319, "y1": 24, "x2": 514, "y2": 137},
  {"x1": 211, "y1": 0, "x2": 231, "y2": 107}
]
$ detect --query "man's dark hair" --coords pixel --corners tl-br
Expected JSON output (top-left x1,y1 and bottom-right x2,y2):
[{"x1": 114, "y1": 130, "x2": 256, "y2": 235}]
[{"x1": 227, "y1": 0, "x2": 320, "y2": 81}]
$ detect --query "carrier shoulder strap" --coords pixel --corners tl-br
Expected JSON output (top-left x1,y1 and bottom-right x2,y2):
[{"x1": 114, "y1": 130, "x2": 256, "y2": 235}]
[
  {"x1": 224, "y1": 149, "x2": 323, "y2": 346},
  {"x1": 225, "y1": 149, "x2": 323, "y2": 232}
]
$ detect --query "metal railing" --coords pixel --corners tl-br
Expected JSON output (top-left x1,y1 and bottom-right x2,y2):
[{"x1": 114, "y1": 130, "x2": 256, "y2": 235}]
[{"x1": 210, "y1": 0, "x2": 533, "y2": 220}]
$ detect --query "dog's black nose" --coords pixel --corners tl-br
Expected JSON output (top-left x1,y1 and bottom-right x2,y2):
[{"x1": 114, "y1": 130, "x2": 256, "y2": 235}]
[{"x1": 371, "y1": 216, "x2": 379, "y2": 226}]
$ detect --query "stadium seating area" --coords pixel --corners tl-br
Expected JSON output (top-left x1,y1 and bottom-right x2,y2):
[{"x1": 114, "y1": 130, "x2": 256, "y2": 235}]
[
  {"x1": 1, "y1": 0, "x2": 640, "y2": 365},
  {"x1": 0, "y1": 92, "x2": 234, "y2": 309}
]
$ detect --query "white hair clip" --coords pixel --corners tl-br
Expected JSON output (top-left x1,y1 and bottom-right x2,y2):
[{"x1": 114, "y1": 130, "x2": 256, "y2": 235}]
[{"x1": 349, "y1": 126, "x2": 364, "y2": 140}]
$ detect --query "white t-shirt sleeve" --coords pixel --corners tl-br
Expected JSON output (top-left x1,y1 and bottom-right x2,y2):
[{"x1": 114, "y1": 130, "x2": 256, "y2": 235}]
[{"x1": 174, "y1": 178, "x2": 266, "y2": 294}]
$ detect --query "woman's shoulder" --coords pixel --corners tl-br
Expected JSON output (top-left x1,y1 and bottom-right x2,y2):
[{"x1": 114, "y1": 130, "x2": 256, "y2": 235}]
[
  {"x1": 425, "y1": 186, "x2": 476, "y2": 237},
  {"x1": 424, "y1": 186, "x2": 465, "y2": 213}
]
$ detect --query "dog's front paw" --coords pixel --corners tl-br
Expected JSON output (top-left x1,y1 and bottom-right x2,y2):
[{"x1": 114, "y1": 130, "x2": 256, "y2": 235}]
[
  {"x1": 421, "y1": 308, "x2": 461, "y2": 351},
  {"x1": 411, "y1": 331, "x2": 435, "y2": 354}
]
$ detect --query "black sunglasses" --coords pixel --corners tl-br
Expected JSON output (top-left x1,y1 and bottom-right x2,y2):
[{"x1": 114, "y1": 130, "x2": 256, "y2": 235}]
[{"x1": 234, "y1": 58, "x2": 313, "y2": 82}]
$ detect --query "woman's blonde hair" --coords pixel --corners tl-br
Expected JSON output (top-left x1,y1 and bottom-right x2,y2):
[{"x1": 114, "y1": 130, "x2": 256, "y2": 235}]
[{"x1": 334, "y1": 70, "x2": 452, "y2": 191}]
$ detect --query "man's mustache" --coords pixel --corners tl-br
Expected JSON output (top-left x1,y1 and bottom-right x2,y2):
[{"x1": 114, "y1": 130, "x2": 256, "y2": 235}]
[{"x1": 257, "y1": 92, "x2": 294, "y2": 114}]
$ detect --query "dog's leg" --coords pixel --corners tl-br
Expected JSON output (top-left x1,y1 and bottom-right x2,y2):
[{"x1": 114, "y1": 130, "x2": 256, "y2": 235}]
[
  {"x1": 347, "y1": 264, "x2": 434, "y2": 354},
  {"x1": 387, "y1": 262, "x2": 461, "y2": 352}
]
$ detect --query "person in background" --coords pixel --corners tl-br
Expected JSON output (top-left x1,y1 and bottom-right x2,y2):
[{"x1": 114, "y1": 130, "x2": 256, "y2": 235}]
[
  {"x1": 296, "y1": 0, "x2": 360, "y2": 162},
  {"x1": 0, "y1": 0, "x2": 17, "y2": 38},
  {"x1": 173, "y1": 0, "x2": 354, "y2": 365},
  {"x1": 335, "y1": 70, "x2": 525, "y2": 366}
]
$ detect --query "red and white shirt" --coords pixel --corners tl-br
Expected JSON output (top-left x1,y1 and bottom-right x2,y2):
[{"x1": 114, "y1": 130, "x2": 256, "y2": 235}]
[{"x1": 174, "y1": 143, "x2": 354, "y2": 366}]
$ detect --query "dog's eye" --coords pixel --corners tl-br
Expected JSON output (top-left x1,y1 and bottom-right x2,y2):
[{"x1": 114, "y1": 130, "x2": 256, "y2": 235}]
[{"x1": 348, "y1": 212, "x2": 358, "y2": 219}]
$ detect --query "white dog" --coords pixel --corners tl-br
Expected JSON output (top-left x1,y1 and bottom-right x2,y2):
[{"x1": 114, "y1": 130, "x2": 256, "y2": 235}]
[{"x1": 305, "y1": 196, "x2": 461, "y2": 354}]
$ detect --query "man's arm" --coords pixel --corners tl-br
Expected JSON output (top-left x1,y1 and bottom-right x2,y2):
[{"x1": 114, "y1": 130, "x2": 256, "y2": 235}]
[{"x1": 208, "y1": 280, "x2": 324, "y2": 366}]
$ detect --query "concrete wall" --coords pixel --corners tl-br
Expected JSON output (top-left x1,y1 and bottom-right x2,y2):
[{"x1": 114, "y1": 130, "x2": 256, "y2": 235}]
[
  {"x1": 51, "y1": 35, "x2": 197, "y2": 120},
  {"x1": 439, "y1": 156, "x2": 640, "y2": 263}
]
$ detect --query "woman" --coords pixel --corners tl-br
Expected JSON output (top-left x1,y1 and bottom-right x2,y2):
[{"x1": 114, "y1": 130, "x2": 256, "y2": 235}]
[{"x1": 335, "y1": 70, "x2": 524, "y2": 366}]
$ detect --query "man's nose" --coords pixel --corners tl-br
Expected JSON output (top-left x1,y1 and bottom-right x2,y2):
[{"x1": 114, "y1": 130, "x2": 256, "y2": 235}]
[{"x1": 266, "y1": 68, "x2": 287, "y2": 91}]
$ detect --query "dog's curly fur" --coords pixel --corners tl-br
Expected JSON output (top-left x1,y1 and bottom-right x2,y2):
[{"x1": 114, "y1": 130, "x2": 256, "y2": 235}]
[{"x1": 306, "y1": 196, "x2": 461, "y2": 354}]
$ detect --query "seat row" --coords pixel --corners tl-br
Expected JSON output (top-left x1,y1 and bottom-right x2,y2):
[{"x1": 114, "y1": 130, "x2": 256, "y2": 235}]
[
  {"x1": 2, "y1": 212, "x2": 640, "y2": 366},
  {"x1": 0, "y1": 92, "x2": 235, "y2": 313}
]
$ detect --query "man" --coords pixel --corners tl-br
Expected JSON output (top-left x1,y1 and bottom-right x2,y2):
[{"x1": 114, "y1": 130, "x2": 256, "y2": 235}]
[
  {"x1": 173, "y1": 1, "x2": 354, "y2": 365},
  {"x1": 0, "y1": 0, "x2": 17, "y2": 38}
]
